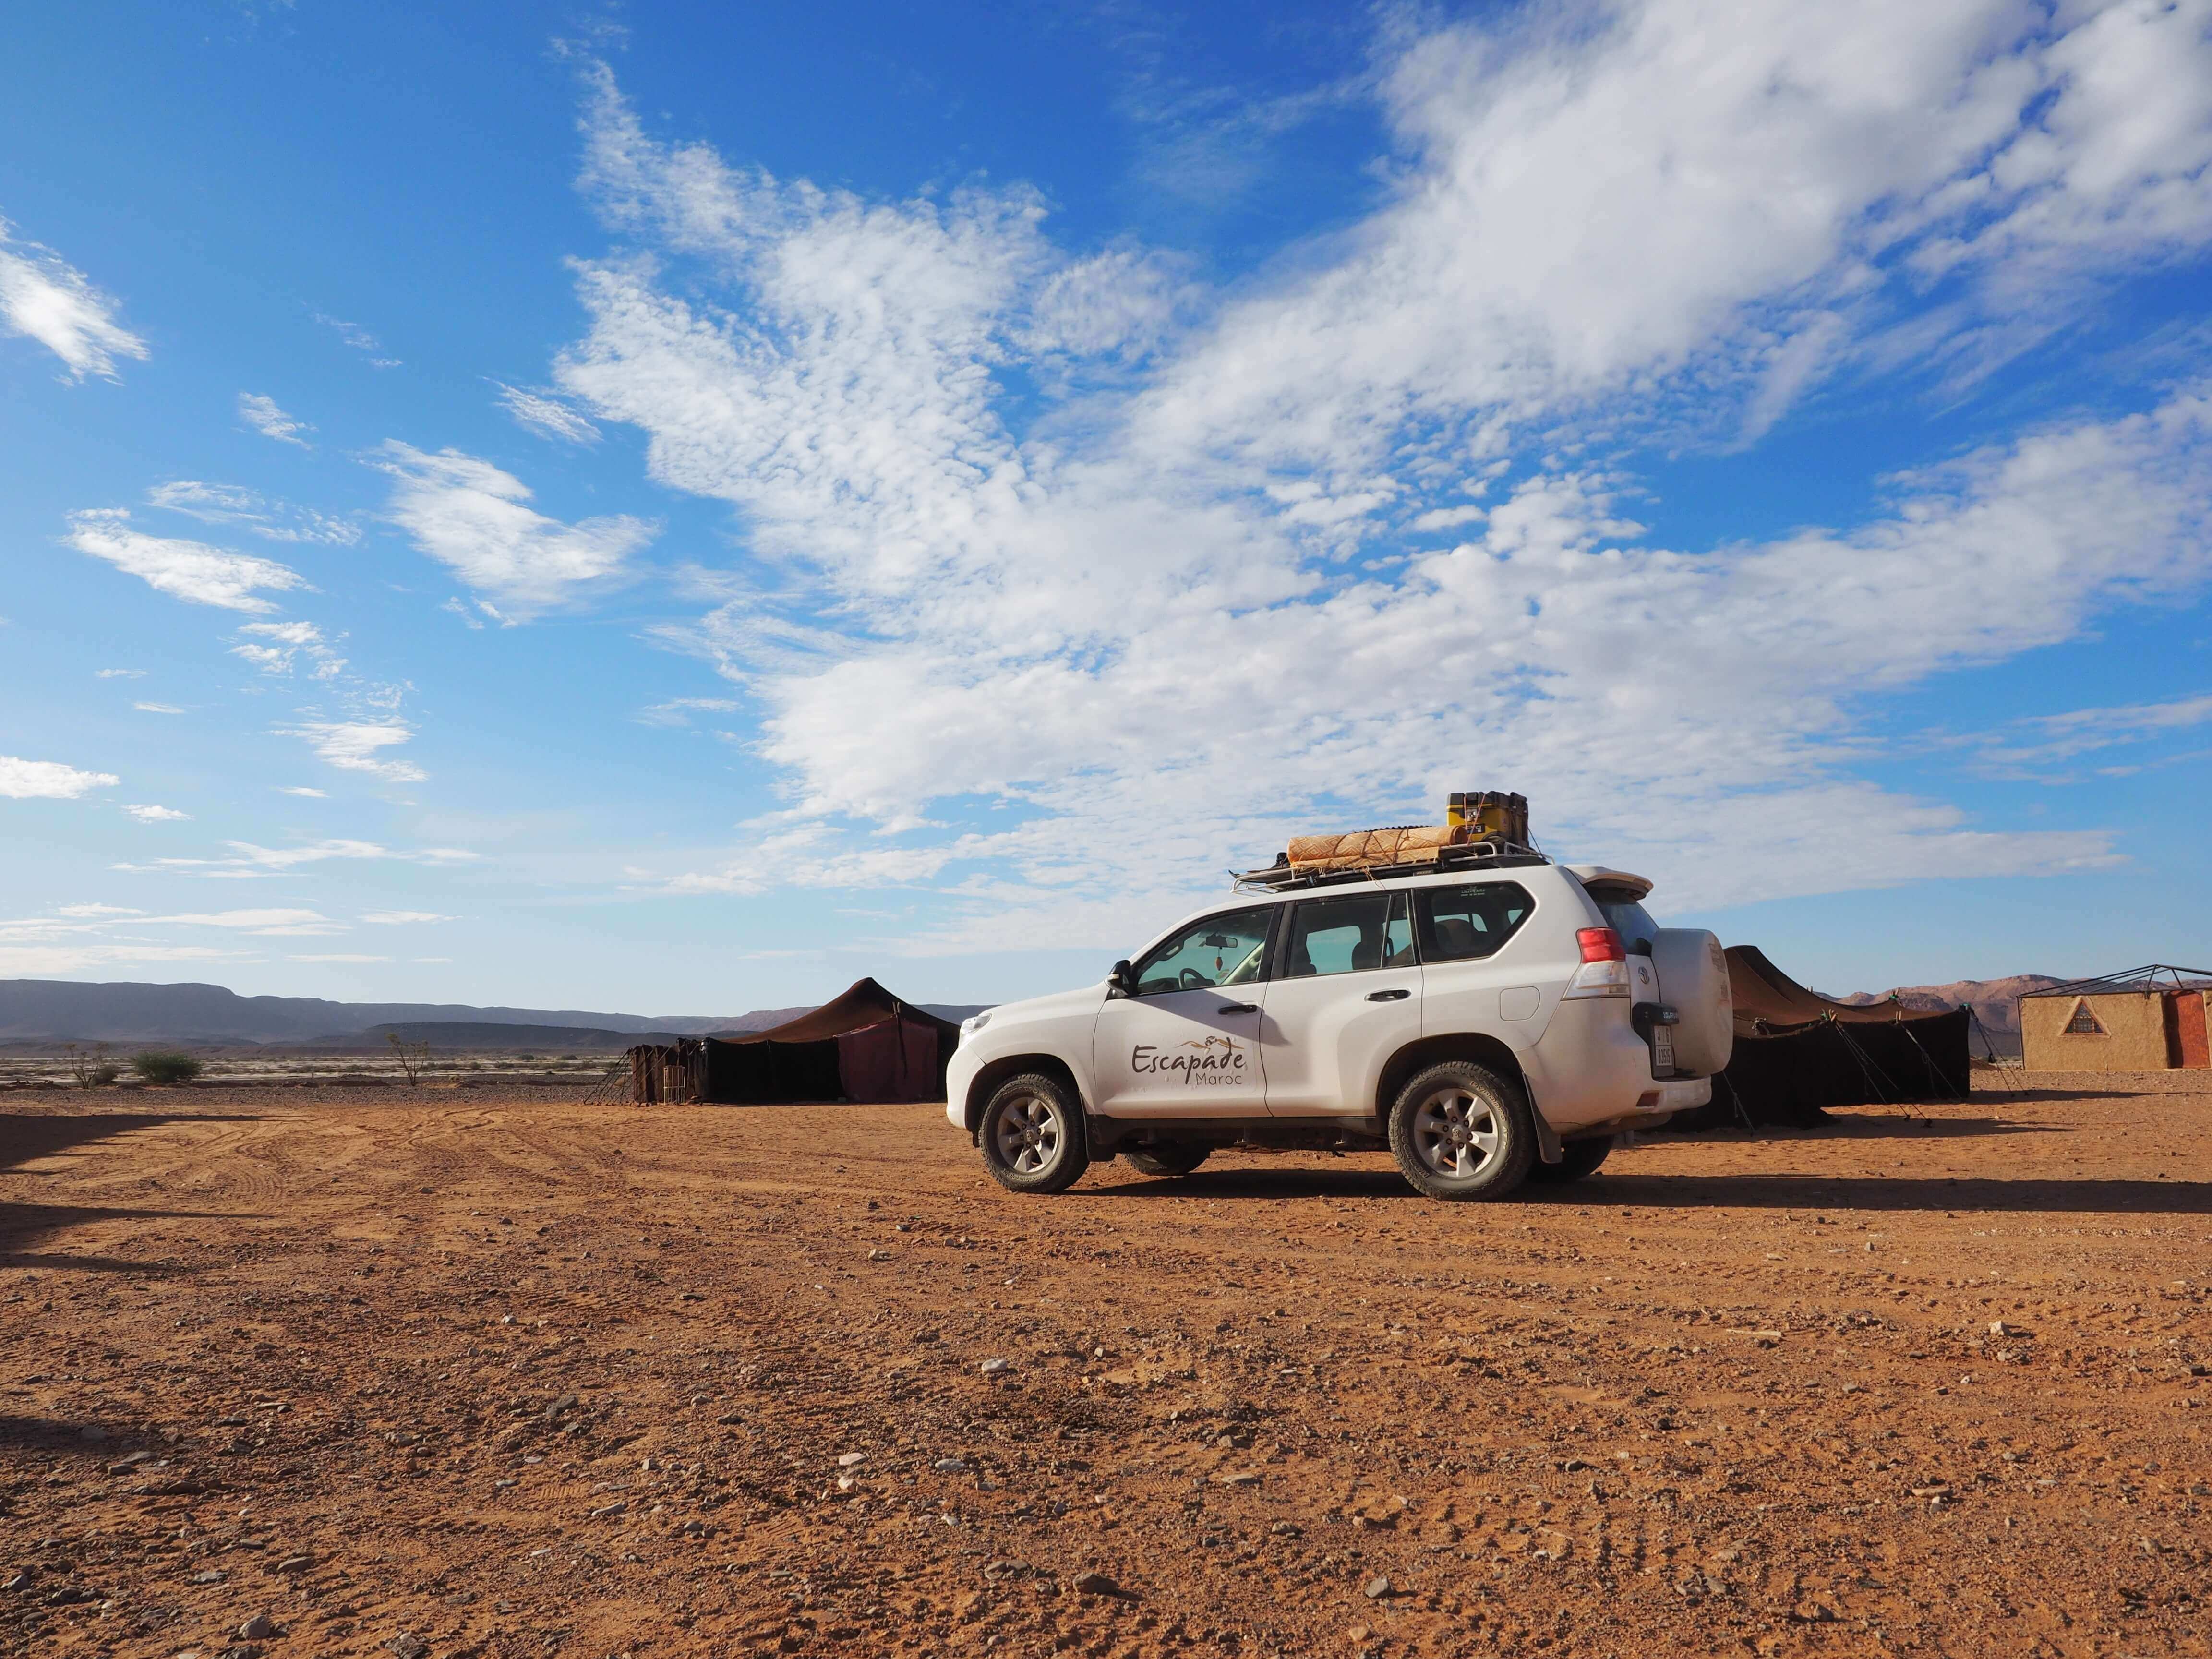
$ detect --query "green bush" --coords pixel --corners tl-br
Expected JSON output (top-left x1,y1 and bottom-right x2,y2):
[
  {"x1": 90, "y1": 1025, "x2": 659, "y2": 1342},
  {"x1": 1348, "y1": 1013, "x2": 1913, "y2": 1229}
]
[
  {"x1": 130, "y1": 1051, "x2": 204, "y2": 1085},
  {"x1": 86, "y1": 1062, "x2": 123, "y2": 1087}
]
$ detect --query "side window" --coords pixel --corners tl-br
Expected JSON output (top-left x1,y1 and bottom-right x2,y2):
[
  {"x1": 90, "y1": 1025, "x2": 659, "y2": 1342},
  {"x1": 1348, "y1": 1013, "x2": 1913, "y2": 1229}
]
[
  {"x1": 1131, "y1": 907, "x2": 1276, "y2": 996},
  {"x1": 1415, "y1": 881, "x2": 1535, "y2": 963},
  {"x1": 1281, "y1": 892, "x2": 1413, "y2": 978}
]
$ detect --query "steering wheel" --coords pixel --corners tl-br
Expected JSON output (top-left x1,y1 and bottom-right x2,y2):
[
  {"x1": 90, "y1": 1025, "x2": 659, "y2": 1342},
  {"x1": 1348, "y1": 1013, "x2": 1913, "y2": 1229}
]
[{"x1": 1178, "y1": 967, "x2": 1208, "y2": 990}]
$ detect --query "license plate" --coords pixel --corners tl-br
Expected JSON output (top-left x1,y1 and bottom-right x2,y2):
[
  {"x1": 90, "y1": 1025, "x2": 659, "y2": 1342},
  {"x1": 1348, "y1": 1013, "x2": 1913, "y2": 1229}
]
[{"x1": 1652, "y1": 1028, "x2": 1675, "y2": 1072}]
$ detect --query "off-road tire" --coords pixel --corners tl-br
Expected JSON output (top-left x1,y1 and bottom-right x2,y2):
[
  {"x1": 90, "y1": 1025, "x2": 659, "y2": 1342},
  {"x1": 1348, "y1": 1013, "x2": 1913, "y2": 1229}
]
[
  {"x1": 979, "y1": 1073, "x2": 1090, "y2": 1194},
  {"x1": 1527, "y1": 1134, "x2": 1612, "y2": 1183},
  {"x1": 1121, "y1": 1142, "x2": 1211, "y2": 1178},
  {"x1": 1387, "y1": 1061, "x2": 1537, "y2": 1201}
]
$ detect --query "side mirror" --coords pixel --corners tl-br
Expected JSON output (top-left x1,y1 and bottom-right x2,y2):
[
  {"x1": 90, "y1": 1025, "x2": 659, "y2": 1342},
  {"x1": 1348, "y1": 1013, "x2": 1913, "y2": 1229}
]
[{"x1": 1107, "y1": 959, "x2": 1134, "y2": 998}]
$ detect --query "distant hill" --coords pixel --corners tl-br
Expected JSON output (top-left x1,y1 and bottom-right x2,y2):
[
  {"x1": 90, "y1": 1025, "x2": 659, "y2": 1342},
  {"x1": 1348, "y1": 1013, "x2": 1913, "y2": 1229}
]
[
  {"x1": 0, "y1": 980, "x2": 989, "y2": 1047},
  {"x1": 340, "y1": 1022, "x2": 688, "y2": 1052},
  {"x1": 1837, "y1": 974, "x2": 2067, "y2": 1055}
]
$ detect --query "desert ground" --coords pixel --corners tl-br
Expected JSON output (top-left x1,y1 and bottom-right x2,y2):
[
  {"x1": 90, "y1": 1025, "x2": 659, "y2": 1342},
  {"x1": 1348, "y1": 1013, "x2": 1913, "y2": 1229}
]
[{"x1": 1, "y1": 1076, "x2": 2206, "y2": 1659}]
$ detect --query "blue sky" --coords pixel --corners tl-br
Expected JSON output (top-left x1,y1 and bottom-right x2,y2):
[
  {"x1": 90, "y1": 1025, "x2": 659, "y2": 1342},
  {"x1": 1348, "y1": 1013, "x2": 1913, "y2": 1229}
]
[{"x1": 4, "y1": 0, "x2": 2211, "y2": 1016}]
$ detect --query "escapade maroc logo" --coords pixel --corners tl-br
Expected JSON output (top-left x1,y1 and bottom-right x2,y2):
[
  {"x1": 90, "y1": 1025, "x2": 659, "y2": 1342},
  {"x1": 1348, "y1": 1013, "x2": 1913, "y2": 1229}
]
[{"x1": 1131, "y1": 1034, "x2": 1249, "y2": 1086}]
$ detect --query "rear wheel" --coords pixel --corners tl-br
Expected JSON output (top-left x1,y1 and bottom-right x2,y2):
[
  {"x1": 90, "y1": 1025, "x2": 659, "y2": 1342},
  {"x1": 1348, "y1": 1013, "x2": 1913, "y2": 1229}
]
[
  {"x1": 1527, "y1": 1135, "x2": 1613, "y2": 1183},
  {"x1": 979, "y1": 1073, "x2": 1090, "y2": 1194},
  {"x1": 1121, "y1": 1142, "x2": 1210, "y2": 1178},
  {"x1": 1387, "y1": 1061, "x2": 1536, "y2": 1201}
]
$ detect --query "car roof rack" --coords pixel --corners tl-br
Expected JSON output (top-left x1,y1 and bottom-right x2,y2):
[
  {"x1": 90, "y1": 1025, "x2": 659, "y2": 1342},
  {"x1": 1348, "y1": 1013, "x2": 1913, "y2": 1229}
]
[{"x1": 1231, "y1": 841, "x2": 1550, "y2": 894}]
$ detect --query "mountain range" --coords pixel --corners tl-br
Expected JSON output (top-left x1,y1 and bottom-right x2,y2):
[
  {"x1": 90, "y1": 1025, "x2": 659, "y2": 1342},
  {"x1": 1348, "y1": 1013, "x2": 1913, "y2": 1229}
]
[{"x1": 0, "y1": 980, "x2": 986, "y2": 1048}]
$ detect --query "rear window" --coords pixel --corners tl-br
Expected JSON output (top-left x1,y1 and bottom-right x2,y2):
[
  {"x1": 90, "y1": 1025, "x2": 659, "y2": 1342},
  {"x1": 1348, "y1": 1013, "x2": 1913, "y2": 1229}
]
[
  {"x1": 1584, "y1": 886, "x2": 1659, "y2": 954},
  {"x1": 1414, "y1": 881, "x2": 1534, "y2": 963}
]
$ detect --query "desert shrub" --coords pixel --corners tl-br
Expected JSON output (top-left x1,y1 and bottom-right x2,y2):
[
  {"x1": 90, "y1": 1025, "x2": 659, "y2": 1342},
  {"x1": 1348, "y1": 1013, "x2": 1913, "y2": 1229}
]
[
  {"x1": 63, "y1": 1044, "x2": 123, "y2": 1089},
  {"x1": 131, "y1": 1051, "x2": 204, "y2": 1085}
]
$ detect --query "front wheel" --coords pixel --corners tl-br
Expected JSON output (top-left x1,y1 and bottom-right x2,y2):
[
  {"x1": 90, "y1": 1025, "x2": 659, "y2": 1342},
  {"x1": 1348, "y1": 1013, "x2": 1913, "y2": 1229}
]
[
  {"x1": 1387, "y1": 1061, "x2": 1536, "y2": 1201},
  {"x1": 1122, "y1": 1141, "x2": 1210, "y2": 1178},
  {"x1": 979, "y1": 1073, "x2": 1091, "y2": 1194},
  {"x1": 1527, "y1": 1135, "x2": 1612, "y2": 1183}
]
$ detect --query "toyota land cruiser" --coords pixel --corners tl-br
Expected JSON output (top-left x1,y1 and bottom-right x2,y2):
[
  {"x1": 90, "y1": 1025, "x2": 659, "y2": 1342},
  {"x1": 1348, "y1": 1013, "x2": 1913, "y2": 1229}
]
[{"x1": 945, "y1": 846, "x2": 1732, "y2": 1201}]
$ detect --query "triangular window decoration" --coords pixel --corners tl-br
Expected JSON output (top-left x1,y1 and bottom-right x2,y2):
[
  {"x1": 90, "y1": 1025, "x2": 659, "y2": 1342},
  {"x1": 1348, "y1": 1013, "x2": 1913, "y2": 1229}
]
[{"x1": 2064, "y1": 999, "x2": 2105, "y2": 1035}]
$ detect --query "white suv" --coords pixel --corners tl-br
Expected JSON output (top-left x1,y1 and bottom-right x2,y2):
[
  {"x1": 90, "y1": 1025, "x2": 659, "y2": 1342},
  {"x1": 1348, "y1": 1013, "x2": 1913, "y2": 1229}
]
[{"x1": 945, "y1": 857, "x2": 1731, "y2": 1201}]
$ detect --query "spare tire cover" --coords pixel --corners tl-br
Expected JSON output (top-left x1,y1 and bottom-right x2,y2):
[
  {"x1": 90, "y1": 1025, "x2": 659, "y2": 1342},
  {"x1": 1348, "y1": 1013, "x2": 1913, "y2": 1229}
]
[{"x1": 1651, "y1": 929, "x2": 1733, "y2": 1076}]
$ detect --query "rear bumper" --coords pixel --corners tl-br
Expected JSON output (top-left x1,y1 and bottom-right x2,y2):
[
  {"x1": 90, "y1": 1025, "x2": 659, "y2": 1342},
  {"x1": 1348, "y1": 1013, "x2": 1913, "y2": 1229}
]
[{"x1": 1524, "y1": 998, "x2": 1706, "y2": 1131}]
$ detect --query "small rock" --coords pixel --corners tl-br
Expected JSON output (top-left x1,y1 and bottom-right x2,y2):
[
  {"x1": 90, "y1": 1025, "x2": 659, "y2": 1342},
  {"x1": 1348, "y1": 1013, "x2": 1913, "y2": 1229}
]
[
  {"x1": 1348, "y1": 1625, "x2": 1371, "y2": 1644},
  {"x1": 913, "y1": 1328, "x2": 938, "y2": 1343},
  {"x1": 78, "y1": 1425, "x2": 108, "y2": 1443},
  {"x1": 387, "y1": 1635, "x2": 430, "y2": 1659},
  {"x1": 979, "y1": 1358, "x2": 1012, "y2": 1375},
  {"x1": 45, "y1": 1585, "x2": 97, "y2": 1606},
  {"x1": 836, "y1": 1452, "x2": 867, "y2": 1467},
  {"x1": 1072, "y1": 1571, "x2": 1118, "y2": 1596},
  {"x1": 193, "y1": 1569, "x2": 227, "y2": 1585},
  {"x1": 933, "y1": 1457, "x2": 970, "y2": 1473},
  {"x1": 1269, "y1": 1521, "x2": 1303, "y2": 1537},
  {"x1": 276, "y1": 1556, "x2": 312, "y2": 1575},
  {"x1": 867, "y1": 1248, "x2": 891, "y2": 1261},
  {"x1": 1363, "y1": 1576, "x2": 1392, "y2": 1599},
  {"x1": 238, "y1": 1613, "x2": 277, "y2": 1640},
  {"x1": 1214, "y1": 1470, "x2": 1261, "y2": 1486}
]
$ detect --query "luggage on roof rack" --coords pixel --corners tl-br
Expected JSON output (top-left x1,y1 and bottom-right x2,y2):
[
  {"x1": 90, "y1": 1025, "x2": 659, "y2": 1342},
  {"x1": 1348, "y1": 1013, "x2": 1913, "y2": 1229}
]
[{"x1": 1232, "y1": 789, "x2": 1543, "y2": 891}]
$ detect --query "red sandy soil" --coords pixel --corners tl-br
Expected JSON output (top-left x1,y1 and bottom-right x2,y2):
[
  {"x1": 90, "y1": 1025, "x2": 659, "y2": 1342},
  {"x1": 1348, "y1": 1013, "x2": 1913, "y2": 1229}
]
[{"x1": 1, "y1": 1076, "x2": 2206, "y2": 1659}]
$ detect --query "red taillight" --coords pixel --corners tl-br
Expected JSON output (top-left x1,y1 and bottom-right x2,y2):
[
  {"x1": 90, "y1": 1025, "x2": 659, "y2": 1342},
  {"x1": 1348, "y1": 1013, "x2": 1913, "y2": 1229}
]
[{"x1": 1577, "y1": 926, "x2": 1626, "y2": 964}]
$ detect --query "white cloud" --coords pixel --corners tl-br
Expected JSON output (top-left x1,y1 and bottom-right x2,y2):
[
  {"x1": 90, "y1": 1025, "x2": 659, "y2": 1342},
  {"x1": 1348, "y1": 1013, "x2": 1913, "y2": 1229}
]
[
  {"x1": 290, "y1": 953, "x2": 388, "y2": 962},
  {"x1": 0, "y1": 755, "x2": 118, "y2": 799},
  {"x1": 314, "y1": 313, "x2": 401, "y2": 368},
  {"x1": 276, "y1": 785, "x2": 328, "y2": 798},
  {"x1": 231, "y1": 619, "x2": 346, "y2": 678},
  {"x1": 1956, "y1": 690, "x2": 2212, "y2": 780},
  {"x1": 372, "y1": 441, "x2": 656, "y2": 617},
  {"x1": 551, "y1": 17, "x2": 2212, "y2": 945},
  {"x1": 116, "y1": 838, "x2": 480, "y2": 878},
  {"x1": 0, "y1": 901, "x2": 349, "y2": 972},
  {"x1": 0, "y1": 216, "x2": 147, "y2": 380},
  {"x1": 238, "y1": 392, "x2": 312, "y2": 446},
  {"x1": 147, "y1": 480, "x2": 360, "y2": 545},
  {"x1": 277, "y1": 720, "x2": 425, "y2": 783},
  {"x1": 95, "y1": 668, "x2": 144, "y2": 679},
  {"x1": 162, "y1": 908, "x2": 342, "y2": 935},
  {"x1": 360, "y1": 910, "x2": 454, "y2": 924},
  {"x1": 637, "y1": 696, "x2": 743, "y2": 726},
  {"x1": 133, "y1": 701, "x2": 185, "y2": 714},
  {"x1": 65, "y1": 509, "x2": 309, "y2": 613},
  {"x1": 493, "y1": 381, "x2": 601, "y2": 444},
  {"x1": 122, "y1": 804, "x2": 191, "y2": 822},
  {"x1": 0, "y1": 942, "x2": 234, "y2": 976}
]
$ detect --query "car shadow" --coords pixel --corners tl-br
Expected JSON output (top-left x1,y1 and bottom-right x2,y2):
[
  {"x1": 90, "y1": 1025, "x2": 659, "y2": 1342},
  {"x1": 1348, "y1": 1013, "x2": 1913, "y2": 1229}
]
[
  {"x1": 1970, "y1": 1087, "x2": 2158, "y2": 1103},
  {"x1": 0, "y1": 1109, "x2": 253, "y2": 1172},
  {"x1": 0, "y1": 1201, "x2": 248, "y2": 1272},
  {"x1": 0, "y1": 1413, "x2": 155, "y2": 1457},
  {"x1": 1672, "y1": 1114, "x2": 2068, "y2": 1140},
  {"x1": 1082, "y1": 1168, "x2": 2212, "y2": 1214}
]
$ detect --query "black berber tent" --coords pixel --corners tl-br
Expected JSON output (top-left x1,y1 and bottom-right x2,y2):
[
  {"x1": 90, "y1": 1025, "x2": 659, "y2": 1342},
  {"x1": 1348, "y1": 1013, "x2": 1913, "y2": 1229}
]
[
  {"x1": 1683, "y1": 946, "x2": 1972, "y2": 1128},
  {"x1": 628, "y1": 978, "x2": 958, "y2": 1105}
]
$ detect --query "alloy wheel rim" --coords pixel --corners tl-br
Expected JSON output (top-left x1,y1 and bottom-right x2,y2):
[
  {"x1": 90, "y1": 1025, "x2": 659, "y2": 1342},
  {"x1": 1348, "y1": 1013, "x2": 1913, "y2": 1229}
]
[
  {"x1": 994, "y1": 1093, "x2": 1062, "y2": 1174},
  {"x1": 1412, "y1": 1087, "x2": 1502, "y2": 1180}
]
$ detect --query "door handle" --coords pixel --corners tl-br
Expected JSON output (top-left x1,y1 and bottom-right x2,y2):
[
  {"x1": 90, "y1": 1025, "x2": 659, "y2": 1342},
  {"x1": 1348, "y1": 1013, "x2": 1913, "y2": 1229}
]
[
  {"x1": 1365, "y1": 988, "x2": 1411, "y2": 1002},
  {"x1": 1214, "y1": 1002, "x2": 1259, "y2": 1015}
]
